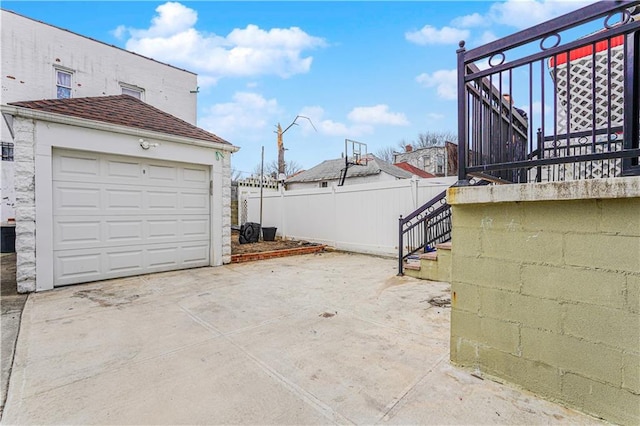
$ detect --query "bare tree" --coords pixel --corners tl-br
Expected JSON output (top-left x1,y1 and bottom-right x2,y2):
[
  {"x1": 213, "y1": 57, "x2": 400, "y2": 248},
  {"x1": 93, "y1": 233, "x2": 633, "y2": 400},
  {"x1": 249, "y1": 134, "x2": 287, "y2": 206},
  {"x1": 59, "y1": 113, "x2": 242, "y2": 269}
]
[
  {"x1": 253, "y1": 160, "x2": 303, "y2": 178},
  {"x1": 230, "y1": 167, "x2": 243, "y2": 182},
  {"x1": 412, "y1": 131, "x2": 457, "y2": 148},
  {"x1": 375, "y1": 146, "x2": 398, "y2": 163}
]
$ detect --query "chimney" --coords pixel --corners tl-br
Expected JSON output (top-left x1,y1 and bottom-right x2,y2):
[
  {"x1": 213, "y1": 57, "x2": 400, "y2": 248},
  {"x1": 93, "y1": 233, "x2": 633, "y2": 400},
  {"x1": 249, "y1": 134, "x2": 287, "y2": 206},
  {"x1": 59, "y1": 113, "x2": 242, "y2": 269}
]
[{"x1": 405, "y1": 144, "x2": 413, "y2": 152}]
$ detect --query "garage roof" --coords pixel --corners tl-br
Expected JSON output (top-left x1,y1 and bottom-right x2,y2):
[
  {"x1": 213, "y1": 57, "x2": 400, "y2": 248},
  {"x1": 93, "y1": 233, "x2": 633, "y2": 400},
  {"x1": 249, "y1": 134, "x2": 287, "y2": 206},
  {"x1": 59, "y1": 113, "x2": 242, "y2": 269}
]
[{"x1": 9, "y1": 95, "x2": 230, "y2": 145}]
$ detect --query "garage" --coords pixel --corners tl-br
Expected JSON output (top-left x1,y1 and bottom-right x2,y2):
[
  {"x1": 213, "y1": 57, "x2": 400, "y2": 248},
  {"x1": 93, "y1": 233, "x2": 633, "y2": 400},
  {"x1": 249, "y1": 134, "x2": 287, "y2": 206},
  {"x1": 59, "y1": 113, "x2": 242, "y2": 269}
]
[
  {"x1": 52, "y1": 149, "x2": 211, "y2": 286},
  {"x1": 3, "y1": 95, "x2": 238, "y2": 292}
]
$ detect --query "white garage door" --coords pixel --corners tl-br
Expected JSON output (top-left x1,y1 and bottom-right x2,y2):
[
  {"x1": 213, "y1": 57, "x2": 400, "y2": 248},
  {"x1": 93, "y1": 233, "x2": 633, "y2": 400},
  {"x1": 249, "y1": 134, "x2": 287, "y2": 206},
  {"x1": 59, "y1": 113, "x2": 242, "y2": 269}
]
[{"x1": 52, "y1": 149, "x2": 210, "y2": 286}]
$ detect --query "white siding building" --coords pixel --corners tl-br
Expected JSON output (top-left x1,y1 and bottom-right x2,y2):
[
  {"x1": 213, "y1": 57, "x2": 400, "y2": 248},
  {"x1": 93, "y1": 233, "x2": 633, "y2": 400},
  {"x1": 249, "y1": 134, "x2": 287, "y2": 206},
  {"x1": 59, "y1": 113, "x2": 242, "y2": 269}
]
[{"x1": 1, "y1": 9, "x2": 199, "y2": 222}]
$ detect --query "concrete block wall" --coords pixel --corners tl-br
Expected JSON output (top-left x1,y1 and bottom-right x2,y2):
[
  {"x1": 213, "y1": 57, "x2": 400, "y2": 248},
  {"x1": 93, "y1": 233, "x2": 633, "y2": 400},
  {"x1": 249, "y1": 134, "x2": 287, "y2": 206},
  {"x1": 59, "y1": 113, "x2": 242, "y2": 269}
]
[{"x1": 448, "y1": 178, "x2": 640, "y2": 425}]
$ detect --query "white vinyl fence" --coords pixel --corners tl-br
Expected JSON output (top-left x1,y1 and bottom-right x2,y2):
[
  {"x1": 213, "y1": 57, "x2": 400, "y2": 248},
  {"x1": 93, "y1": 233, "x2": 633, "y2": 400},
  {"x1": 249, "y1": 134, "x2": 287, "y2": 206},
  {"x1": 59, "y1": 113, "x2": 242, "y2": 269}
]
[{"x1": 240, "y1": 177, "x2": 456, "y2": 257}]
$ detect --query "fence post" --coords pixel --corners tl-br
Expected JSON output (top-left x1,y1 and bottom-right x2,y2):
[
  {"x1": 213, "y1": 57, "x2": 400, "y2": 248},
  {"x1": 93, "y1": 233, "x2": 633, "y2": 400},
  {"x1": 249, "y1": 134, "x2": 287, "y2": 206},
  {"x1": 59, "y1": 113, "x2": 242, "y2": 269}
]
[
  {"x1": 456, "y1": 40, "x2": 470, "y2": 185},
  {"x1": 398, "y1": 215, "x2": 404, "y2": 276}
]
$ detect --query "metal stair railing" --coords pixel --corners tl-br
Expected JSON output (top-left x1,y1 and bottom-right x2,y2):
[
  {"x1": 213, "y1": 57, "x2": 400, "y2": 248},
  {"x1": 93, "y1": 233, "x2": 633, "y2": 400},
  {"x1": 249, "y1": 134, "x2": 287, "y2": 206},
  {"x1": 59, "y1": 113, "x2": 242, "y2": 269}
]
[{"x1": 397, "y1": 189, "x2": 450, "y2": 275}]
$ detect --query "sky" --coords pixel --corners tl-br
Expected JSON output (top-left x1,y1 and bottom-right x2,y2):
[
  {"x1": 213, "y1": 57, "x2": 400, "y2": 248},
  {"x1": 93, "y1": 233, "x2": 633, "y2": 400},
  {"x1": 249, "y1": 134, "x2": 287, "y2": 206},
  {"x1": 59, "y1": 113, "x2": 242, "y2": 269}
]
[{"x1": 3, "y1": 0, "x2": 595, "y2": 177}]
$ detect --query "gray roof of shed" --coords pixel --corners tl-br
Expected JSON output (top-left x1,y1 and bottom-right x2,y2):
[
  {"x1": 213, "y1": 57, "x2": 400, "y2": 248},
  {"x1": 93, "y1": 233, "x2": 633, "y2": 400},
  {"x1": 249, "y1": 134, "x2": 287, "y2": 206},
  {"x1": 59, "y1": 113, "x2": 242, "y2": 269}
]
[{"x1": 286, "y1": 155, "x2": 413, "y2": 183}]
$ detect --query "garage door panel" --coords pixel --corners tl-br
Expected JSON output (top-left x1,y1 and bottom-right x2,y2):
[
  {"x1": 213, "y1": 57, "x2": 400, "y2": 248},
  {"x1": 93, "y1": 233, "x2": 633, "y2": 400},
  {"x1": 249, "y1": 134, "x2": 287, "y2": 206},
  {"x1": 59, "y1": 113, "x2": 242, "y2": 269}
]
[
  {"x1": 106, "y1": 159, "x2": 143, "y2": 180},
  {"x1": 148, "y1": 247, "x2": 180, "y2": 268},
  {"x1": 106, "y1": 220, "x2": 144, "y2": 242},
  {"x1": 55, "y1": 252, "x2": 102, "y2": 284},
  {"x1": 106, "y1": 250, "x2": 144, "y2": 273},
  {"x1": 53, "y1": 149, "x2": 211, "y2": 286},
  {"x1": 55, "y1": 186, "x2": 101, "y2": 211},
  {"x1": 147, "y1": 190, "x2": 179, "y2": 210},
  {"x1": 183, "y1": 168, "x2": 208, "y2": 183},
  {"x1": 147, "y1": 219, "x2": 179, "y2": 239},
  {"x1": 56, "y1": 220, "x2": 102, "y2": 246},
  {"x1": 55, "y1": 153, "x2": 101, "y2": 178},
  {"x1": 182, "y1": 243, "x2": 209, "y2": 265},
  {"x1": 106, "y1": 189, "x2": 144, "y2": 210},
  {"x1": 182, "y1": 191, "x2": 209, "y2": 210}
]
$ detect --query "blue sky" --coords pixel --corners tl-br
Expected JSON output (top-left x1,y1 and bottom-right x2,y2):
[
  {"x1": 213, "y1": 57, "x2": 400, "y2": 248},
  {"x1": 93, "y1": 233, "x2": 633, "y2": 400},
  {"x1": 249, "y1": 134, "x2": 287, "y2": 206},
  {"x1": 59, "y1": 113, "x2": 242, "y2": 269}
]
[{"x1": 3, "y1": 1, "x2": 594, "y2": 176}]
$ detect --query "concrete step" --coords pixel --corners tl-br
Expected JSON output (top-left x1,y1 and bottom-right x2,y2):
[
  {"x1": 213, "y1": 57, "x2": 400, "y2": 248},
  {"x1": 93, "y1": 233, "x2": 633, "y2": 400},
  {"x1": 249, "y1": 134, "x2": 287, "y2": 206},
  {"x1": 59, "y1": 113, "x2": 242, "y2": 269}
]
[{"x1": 403, "y1": 242, "x2": 452, "y2": 282}]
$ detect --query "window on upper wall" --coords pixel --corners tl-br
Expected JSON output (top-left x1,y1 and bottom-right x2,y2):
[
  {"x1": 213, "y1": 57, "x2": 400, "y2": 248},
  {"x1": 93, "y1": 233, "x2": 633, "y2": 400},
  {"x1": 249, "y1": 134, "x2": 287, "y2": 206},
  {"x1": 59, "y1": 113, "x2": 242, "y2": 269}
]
[
  {"x1": 1, "y1": 142, "x2": 14, "y2": 161},
  {"x1": 55, "y1": 69, "x2": 72, "y2": 99},
  {"x1": 120, "y1": 84, "x2": 144, "y2": 100},
  {"x1": 319, "y1": 181, "x2": 328, "y2": 188}
]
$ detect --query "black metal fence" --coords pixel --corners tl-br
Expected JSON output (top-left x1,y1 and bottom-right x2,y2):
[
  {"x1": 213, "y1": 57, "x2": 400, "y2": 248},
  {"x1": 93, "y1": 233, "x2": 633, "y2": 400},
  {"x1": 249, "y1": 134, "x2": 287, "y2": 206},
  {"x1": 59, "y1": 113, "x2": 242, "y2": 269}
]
[{"x1": 457, "y1": 0, "x2": 640, "y2": 184}]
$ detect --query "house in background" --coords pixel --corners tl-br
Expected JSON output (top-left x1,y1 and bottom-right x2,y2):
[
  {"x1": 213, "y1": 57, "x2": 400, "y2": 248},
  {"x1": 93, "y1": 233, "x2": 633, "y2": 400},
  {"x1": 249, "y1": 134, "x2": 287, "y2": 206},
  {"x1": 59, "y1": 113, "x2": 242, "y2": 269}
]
[
  {"x1": 393, "y1": 142, "x2": 458, "y2": 177},
  {"x1": 0, "y1": 9, "x2": 238, "y2": 292},
  {"x1": 285, "y1": 155, "x2": 413, "y2": 190},
  {"x1": 0, "y1": 8, "x2": 200, "y2": 223}
]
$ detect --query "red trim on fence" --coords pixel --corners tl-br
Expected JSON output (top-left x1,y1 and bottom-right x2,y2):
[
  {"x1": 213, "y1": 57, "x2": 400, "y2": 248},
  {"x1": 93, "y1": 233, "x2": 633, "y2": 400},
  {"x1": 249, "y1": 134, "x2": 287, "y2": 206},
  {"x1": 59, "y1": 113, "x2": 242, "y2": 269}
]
[{"x1": 549, "y1": 35, "x2": 624, "y2": 67}]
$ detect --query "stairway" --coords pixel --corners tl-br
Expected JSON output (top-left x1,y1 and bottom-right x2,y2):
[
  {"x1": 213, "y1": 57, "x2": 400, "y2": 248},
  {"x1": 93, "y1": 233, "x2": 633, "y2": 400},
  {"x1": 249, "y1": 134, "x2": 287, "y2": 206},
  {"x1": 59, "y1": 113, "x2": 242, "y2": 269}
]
[{"x1": 403, "y1": 242, "x2": 452, "y2": 282}]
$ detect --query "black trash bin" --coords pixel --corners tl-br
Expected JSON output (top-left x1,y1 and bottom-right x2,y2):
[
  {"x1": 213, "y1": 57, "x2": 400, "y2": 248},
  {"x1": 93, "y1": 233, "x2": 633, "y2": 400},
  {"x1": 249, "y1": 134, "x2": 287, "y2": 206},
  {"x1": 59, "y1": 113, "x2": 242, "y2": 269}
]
[
  {"x1": 262, "y1": 227, "x2": 277, "y2": 241},
  {"x1": 1, "y1": 224, "x2": 16, "y2": 253}
]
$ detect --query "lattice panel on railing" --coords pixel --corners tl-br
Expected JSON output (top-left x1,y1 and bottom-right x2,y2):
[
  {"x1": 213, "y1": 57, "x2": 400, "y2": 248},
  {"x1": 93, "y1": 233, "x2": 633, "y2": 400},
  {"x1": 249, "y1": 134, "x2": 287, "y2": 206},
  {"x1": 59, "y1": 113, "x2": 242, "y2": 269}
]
[
  {"x1": 545, "y1": 40, "x2": 625, "y2": 180},
  {"x1": 552, "y1": 43, "x2": 625, "y2": 133}
]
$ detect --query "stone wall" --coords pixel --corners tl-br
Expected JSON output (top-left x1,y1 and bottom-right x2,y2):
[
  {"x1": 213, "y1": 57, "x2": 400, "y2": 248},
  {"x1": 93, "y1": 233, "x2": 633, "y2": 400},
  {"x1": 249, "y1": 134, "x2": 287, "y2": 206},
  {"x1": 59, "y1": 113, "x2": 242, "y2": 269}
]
[
  {"x1": 448, "y1": 177, "x2": 640, "y2": 425},
  {"x1": 13, "y1": 118, "x2": 36, "y2": 293}
]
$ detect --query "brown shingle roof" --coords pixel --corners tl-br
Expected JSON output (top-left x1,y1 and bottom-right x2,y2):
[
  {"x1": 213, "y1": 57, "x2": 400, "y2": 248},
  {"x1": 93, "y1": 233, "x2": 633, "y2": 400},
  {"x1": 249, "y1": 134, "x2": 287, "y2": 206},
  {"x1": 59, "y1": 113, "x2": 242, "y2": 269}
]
[{"x1": 8, "y1": 95, "x2": 230, "y2": 145}]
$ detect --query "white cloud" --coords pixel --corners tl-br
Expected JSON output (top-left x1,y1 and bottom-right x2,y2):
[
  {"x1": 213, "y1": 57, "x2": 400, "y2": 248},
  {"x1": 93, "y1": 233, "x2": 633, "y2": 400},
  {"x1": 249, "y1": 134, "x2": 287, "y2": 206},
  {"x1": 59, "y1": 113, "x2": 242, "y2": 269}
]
[
  {"x1": 199, "y1": 92, "x2": 281, "y2": 141},
  {"x1": 426, "y1": 113, "x2": 445, "y2": 121},
  {"x1": 347, "y1": 105, "x2": 409, "y2": 126},
  {"x1": 478, "y1": 31, "x2": 499, "y2": 45},
  {"x1": 416, "y1": 69, "x2": 457, "y2": 100},
  {"x1": 451, "y1": 13, "x2": 488, "y2": 28},
  {"x1": 116, "y1": 2, "x2": 326, "y2": 86},
  {"x1": 300, "y1": 106, "x2": 373, "y2": 137},
  {"x1": 489, "y1": 0, "x2": 594, "y2": 29},
  {"x1": 405, "y1": 25, "x2": 469, "y2": 45}
]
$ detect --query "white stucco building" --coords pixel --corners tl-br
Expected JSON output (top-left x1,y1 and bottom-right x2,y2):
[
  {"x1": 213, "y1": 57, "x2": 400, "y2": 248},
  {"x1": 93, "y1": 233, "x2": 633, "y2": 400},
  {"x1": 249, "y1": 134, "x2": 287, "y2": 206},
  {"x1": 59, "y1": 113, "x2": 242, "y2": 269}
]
[{"x1": 0, "y1": 9, "x2": 239, "y2": 292}]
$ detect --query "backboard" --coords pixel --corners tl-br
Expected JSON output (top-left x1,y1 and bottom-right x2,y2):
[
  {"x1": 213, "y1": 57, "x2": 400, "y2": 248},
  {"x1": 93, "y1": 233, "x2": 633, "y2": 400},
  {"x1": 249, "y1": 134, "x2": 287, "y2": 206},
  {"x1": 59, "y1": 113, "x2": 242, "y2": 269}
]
[{"x1": 345, "y1": 139, "x2": 368, "y2": 166}]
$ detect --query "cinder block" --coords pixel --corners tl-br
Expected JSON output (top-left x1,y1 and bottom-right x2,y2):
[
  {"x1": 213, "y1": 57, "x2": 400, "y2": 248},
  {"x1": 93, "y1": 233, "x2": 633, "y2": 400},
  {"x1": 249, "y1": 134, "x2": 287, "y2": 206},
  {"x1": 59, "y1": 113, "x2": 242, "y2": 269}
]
[
  {"x1": 600, "y1": 198, "x2": 640, "y2": 237},
  {"x1": 622, "y1": 353, "x2": 640, "y2": 394},
  {"x1": 479, "y1": 346, "x2": 562, "y2": 399},
  {"x1": 480, "y1": 316, "x2": 520, "y2": 354},
  {"x1": 480, "y1": 230, "x2": 564, "y2": 265},
  {"x1": 563, "y1": 373, "x2": 640, "y2": 426},
  {"x1": 521, "y1": 327, "x2": 622, "y2": 387},
  {"x1": 450, "y1": 336, "x2": 478, "y2": 366},
  {"x1": 522, "y1": 200, "x2": 599, "y2": 234},
  {"x1": 451, "y1": 226, "x2": 482, "y2": 257},
  {"x1": 451, "y1": 281, "x2": 480, "y2": 313},
  {"x1": 480, "y1": 289, "x2": 563, "y2": 333},
  {"x1": 521, "y1": 264, "x2": 626, "y2": 308},
  {"x1": 564, "y1": 304, "x2": 640, "y2": 352},
  {"x1": 451, "y1": 309, "x2": 481, "y2": 340},
  {"x1": 565, "y1": 233, "x2": 640, "y2": 273},
  {"x1": 627, "y1": 275, "x2": 640, "y2": 314},
  {"x1": 454, "y1": 256, "x2": 520, "y2": 291}
]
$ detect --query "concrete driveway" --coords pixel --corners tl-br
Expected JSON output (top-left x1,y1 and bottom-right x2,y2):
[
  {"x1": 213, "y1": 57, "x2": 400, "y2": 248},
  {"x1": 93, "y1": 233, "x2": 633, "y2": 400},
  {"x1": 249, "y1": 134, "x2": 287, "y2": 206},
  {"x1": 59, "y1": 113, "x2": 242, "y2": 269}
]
[{"x1": 2, "y1": 252, "x2": 598, "y2": 425}]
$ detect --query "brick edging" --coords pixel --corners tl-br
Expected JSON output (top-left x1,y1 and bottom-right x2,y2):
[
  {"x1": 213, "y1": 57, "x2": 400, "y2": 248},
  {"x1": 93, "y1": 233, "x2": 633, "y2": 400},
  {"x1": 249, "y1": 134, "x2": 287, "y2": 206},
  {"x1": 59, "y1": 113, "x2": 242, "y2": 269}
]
[{"x1": 230, "y1": 245, "x2": 326, "y2": 263}]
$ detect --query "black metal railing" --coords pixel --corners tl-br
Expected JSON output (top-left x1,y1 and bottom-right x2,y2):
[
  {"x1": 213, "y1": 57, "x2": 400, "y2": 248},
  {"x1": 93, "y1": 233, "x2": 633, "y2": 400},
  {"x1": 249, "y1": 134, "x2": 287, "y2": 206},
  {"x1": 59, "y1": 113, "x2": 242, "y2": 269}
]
[
  {"x1": 457, "y1": 0, "x2": 640, "y2": 184},
  {"x1": 397, "y1": 189, "x2": 450, "y2": 275}
]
